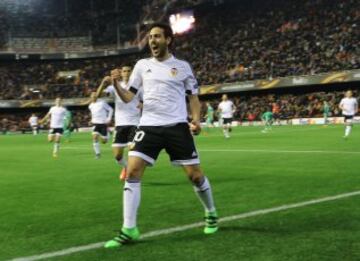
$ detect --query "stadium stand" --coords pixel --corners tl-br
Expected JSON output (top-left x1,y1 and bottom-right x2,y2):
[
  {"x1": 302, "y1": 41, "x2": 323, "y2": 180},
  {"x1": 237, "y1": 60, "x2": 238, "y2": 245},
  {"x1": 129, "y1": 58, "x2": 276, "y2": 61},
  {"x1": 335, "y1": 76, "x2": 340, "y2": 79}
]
[
  {"x1": 0, "y1": 0, "x2": 358, "y2": 100},
  {"x1": 0, "y1": 0, "x2": 359, "y2": 132}
]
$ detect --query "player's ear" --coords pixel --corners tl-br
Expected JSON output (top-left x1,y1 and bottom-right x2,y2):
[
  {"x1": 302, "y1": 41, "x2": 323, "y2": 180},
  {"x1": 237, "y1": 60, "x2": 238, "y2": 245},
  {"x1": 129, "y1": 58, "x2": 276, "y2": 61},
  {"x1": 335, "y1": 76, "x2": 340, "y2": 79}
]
[{"x1": 166, "y1": 36, "x2": 171, "y2": 46}]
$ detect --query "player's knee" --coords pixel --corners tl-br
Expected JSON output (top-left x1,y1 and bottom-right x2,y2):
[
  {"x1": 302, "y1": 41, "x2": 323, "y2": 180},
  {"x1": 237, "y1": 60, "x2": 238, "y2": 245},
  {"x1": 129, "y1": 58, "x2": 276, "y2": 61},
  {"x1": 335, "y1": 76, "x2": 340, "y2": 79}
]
[
  {"x1": 187, "y1": 169, "x2": 204, "y2": 184},
  {"x1": 115, "y1": 154, "x2": 123, "y2": 162},
  {"x1": 127, "y1": 165, "x2": 143, "y2": 179}
]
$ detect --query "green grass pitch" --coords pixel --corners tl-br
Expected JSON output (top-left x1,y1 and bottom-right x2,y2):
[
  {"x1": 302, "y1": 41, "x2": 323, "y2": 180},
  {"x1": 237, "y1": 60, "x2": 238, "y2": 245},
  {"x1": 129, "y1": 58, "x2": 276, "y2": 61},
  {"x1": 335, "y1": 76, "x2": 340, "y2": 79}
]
[{"x1": 1, "y1": 125, "x2": 360, "y2": 261}]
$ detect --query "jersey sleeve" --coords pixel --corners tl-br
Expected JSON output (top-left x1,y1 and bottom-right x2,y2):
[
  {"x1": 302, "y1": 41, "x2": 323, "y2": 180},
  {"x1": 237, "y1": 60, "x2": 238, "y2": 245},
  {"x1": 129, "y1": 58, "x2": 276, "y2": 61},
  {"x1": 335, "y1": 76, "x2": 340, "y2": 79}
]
[
  {"x1": 104, "y1": 85, "x2": 115, "y2": 95},
  {"x1": 183, "y1": 62, "x2": 199, "y2": 95},
  {"x1": 104, "y1": 102, "x2": 114, "y2": 123},
  {"x1": 128, "y1": 61, "x2": 143, "y2": 95}
]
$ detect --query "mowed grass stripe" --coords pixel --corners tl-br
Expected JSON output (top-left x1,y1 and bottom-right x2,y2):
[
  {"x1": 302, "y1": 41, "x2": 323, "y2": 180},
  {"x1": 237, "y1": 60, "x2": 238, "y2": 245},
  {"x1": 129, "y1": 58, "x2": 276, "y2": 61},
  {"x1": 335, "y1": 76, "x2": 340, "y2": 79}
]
[{"x1": 7, "y1": 190, "x2": 360, "y2": 261}]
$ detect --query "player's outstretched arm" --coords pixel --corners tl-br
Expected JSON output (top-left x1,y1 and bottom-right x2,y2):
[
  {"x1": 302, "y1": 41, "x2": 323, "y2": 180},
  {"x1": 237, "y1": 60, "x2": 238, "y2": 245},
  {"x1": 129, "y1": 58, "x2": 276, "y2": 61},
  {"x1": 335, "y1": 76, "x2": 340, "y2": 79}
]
[
  {"x1": 95, "y1": 76, "x2": 112, "y2": 98},
  {"x1": 39, "y1": 112, "x2": 50, "y2": 125},
  {"x1": 188, "y1": 95, "x2": 202, "y2": 135},
  {"x1": 111, "y1": 69, "x2": 135, "y2": 103}
]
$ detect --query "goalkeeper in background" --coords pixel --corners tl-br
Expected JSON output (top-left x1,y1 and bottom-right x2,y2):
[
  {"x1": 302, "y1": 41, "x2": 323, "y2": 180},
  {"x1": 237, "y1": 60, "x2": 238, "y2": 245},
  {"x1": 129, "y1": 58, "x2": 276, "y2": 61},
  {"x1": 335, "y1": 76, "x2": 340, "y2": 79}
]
[
  {"x1": 261, "y1": 108, "x2": 273, "y2": 133},
  {"x1": 63, "y1": 109, "x2": 73, "y2": 142}
]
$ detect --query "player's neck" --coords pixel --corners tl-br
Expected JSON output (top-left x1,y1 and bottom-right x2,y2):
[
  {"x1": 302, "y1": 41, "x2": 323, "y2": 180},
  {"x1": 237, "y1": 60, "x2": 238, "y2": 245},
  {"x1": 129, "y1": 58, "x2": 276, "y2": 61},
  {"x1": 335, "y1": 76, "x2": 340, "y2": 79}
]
[{"x1": 154, "y1": 52, "x2": 171, "y2": 62}]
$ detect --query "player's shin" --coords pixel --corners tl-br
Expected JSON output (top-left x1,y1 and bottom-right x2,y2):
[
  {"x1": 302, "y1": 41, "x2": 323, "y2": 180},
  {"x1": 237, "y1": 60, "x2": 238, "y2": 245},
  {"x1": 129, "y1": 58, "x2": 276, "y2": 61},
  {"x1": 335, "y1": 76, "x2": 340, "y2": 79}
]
[
  {"x1": 193, "y1": 176, "x2": 216, "y2": 213},
  {"x1": 93, "y1": 141, "x2": 101, "y2": 157},
  {"x1": 192, "y1": 176, "x2": 218, "y2": 234},
  {"x1": 123, "y1": 179, "x2": 141, "y2": 229}
]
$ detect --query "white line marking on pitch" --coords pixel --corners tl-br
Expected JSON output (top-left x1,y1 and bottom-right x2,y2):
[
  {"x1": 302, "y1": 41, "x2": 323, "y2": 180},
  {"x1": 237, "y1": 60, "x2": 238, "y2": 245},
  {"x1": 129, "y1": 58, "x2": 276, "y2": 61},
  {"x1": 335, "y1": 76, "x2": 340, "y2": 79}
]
[
  {"x1": 199, "y1": 149, "x2": 360, "y2": 154},
  {"x1": 7, "y1": 190, "x2": 360, "y2": 261},
  {"x1": 61, "y1": 146, "x2": 360, "y2": 155}
]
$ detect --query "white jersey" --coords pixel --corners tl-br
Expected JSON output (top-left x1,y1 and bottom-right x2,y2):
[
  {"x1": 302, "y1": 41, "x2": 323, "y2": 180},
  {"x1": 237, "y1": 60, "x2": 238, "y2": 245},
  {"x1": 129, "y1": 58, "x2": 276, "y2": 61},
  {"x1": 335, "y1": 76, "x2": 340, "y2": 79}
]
[
  {"x1": 218, "y1": 100, "x2": 234, "y2": 118},
  {"x1": 48, "y1": 106, "x2": 67, "y2": 129},
  {"x1": 105, "y1": 81, "x2": 141, "y2": 126},
  {"x1": 88, "y1": 100, "x2": 113, "y2": 124},
  {"x1": 128, "y1": 55, "x2": 198, "y2": 126},
  {"x1": 28, "y1": 116, "x2": 38, "y2": 126},
  {"x1": 340, "y1": 97, "x2": 358, "y2": 116}
]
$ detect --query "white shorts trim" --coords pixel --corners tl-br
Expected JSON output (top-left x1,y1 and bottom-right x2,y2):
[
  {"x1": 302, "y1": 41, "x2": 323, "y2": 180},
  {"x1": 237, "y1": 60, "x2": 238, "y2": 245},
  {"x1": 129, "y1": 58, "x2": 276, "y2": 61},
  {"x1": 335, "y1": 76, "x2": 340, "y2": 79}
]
[
  {"x1": 171, "y1": 158, "x2": 200, "y2": 166},
  {"x1": 112, "y1": 143, "x2": 129, "y2": 148},
  {"x1": 92, "y1": 132, "x2": 108, "y2": 139},
  {"x1": 129, "y1": 151, "x2": 155, "y2": 166}
]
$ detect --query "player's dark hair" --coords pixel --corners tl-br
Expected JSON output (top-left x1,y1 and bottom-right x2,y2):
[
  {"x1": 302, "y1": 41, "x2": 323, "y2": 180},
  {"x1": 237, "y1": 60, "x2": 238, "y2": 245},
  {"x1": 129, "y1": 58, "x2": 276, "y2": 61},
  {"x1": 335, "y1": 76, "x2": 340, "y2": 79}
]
[{"x1": 148, "y1": 22, "x2": 174, "y2": 47}]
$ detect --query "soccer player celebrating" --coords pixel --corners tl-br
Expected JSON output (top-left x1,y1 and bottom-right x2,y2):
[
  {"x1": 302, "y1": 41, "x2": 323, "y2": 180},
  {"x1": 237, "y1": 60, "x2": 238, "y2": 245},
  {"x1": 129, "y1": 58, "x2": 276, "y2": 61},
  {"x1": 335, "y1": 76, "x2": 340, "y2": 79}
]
[
  {"x1": 28, "y1": 113, "x2": 39, "y2": 135},
  {"x1": 96, "y1": 66, "x2": 142, "y2": 180},
  {"x1": 88, "y1": 92, "x2": 113, "y2": 159},
  {"x1": 104, "y1": 23, "x2": 218, "y2": 249},
  {"x1": 339, "y1": 90, "x2": 358, "y2": 138},
  {"x1": 261, "y1": 108, "x2": 273, "y2": 133},
  {"x1": 39, "y1": 97, "x2": 67, "y2": 157},
  {"x1": 218, "y1": 94, "x2": 235, "y2": 138}
]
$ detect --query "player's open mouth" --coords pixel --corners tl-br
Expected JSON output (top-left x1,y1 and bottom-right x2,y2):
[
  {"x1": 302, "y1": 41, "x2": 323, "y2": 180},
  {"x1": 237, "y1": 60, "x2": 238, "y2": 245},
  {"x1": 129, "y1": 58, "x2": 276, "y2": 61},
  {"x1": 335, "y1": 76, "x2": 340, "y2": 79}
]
[{"x1": 151, "y1": 45, "x2": 159, "y2": 53}]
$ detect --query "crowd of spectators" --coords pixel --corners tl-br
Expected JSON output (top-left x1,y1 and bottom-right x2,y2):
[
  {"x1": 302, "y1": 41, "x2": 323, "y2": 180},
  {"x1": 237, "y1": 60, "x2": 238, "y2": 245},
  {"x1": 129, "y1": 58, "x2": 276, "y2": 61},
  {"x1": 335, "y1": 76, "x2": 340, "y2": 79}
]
[
  {"x1": 0, "y1": 0, "x2": 147, "y2": 50},
  {"x1": 1, "y1": 89, "x2": 358, "y2": 133},
  {"x1": 0, "y1": 0, "x2": 358, "y2": 100},
  {"x1": 175, "y1": 0, "x2": 359, "y2": 84}
]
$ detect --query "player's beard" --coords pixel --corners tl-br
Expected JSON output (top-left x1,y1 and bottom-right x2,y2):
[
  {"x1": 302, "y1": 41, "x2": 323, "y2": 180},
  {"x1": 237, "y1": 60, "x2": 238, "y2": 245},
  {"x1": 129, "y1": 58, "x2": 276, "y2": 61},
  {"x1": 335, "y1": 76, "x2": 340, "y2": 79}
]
[{"x1": 151, "y1": 43, "x2": 167, "y2": 60}]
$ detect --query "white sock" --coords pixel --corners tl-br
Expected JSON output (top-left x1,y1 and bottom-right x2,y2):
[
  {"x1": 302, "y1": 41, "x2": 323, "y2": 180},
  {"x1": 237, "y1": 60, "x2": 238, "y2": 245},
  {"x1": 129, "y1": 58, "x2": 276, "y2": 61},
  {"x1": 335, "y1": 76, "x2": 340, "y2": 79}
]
[
  {"x1": 93, "y1": 142, "x2": 100, "y2": 155},
  {"x1": 223, "y1": 129, "x2": 228, "y2": 137},
  {"x1": 193, "y1": 176, "x2": 216, "y2": 213},
  {"x1": 33, "y1": 129, "x2": 37, "y2": 135},
  {"x1": 345, "y1": 126, "x2": 352, "y2": 136},
  {"x1": 53, "y1": 142, "x2": 60, "y2": 154},
  {"x1": 123, "y1": 180, "x2": 141, "y2": 228}
]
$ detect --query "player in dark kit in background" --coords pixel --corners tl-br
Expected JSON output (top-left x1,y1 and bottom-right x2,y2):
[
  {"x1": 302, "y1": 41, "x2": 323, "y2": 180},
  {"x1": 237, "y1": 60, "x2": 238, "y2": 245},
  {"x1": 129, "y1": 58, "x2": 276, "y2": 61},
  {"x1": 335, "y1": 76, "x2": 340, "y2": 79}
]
[{"x1": 104, "y1": 23, "x2": 218, "y2": 249}]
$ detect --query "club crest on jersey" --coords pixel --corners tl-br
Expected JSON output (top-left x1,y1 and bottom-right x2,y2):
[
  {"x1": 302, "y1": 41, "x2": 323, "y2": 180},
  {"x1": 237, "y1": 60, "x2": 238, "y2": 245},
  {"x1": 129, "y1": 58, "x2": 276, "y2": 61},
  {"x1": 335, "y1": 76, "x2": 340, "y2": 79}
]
[{"x1": 170, "y1": 68, "x2": 178, "y2": 77}]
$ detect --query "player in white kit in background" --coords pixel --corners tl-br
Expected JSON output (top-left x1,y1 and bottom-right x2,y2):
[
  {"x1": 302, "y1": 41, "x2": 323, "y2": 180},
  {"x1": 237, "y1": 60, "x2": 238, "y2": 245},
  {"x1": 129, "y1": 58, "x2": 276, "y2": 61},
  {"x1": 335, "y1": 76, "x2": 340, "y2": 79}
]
[
  {"x1": 28, "y1": 113, "x2": 39, "y2": 135},
  {"x1": 96, "y1": 66, "x2": 142, "y2": 180},
  {"x1": 103, "y1": 23, "x2": 218, "y2": 249},
  {"x1": 217, "y1": 94, "x2": 236, "y2": 138},
  {"x1": 39, "y1": 97, "x2": 67, "y2": 158},
  {"x1": 339, "y1": 90, "x2": 358, "y2": 139},
  {"x1": 88, "y1": 92, "x2": 113, "y2": 159}
]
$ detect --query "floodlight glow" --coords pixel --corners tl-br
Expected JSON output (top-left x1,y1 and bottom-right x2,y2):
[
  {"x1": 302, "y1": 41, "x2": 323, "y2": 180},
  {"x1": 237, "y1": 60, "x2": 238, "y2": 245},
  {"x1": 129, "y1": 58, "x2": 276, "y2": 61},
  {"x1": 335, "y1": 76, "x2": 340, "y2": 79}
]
[{"x1": 169, "y1": 11, "x2": 195, "y2": 35}]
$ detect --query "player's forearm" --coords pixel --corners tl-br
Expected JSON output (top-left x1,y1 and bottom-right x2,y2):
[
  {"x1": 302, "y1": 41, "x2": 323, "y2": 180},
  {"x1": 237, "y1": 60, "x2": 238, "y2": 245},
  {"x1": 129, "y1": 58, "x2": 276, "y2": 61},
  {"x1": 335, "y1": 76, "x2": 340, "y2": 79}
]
[
  {"x1": 95, "y1": 82, "x2": 107, "y2": 98},
  {"x1": 189, "y1": 95, "x2": 201, "y2": 123},
  {"x1": 113, "y1": 81, "x2": 134, "y2": 103}
]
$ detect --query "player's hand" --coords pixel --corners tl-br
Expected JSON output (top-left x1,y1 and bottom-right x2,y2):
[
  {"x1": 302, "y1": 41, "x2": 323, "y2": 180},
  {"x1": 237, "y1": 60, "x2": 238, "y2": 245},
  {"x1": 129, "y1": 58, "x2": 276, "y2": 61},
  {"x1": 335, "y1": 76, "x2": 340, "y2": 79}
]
[
  {"x1": 102, "y1": 76, "x2": 112, "y2": 85},
  {"x1": 110, "y1": 69, "x2": 121, "y2": 82},
  {"x1": 189, "y1": 120, "x2": 201, "y2": 135}
]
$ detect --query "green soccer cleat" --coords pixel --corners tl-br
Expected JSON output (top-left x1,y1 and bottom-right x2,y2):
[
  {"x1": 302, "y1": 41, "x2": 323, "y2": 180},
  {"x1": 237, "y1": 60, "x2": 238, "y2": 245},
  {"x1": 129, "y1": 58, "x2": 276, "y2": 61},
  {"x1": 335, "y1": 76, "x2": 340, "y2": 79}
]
[
  {"x1": 104, "y1": 227, "x2": 140, "y2": 249},
  {"x1": 204, "y1": 211, "x2": 218, "y2": 234}
]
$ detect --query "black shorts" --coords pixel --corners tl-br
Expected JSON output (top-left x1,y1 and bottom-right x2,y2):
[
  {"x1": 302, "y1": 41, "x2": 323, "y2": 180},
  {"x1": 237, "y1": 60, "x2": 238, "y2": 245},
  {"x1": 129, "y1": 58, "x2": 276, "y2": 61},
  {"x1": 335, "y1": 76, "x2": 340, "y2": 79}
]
[
  {"x1": 222, "y1": 118, "x2": 233, "y2": 124},
  {"x1": 49, "y1": 128, "x2": 63, "y2": 135},
  {"x1": 344, "y1": 115, "x2": 354, "y2": 122},
  {"x1": 128, "y1": 123, "x2": 200, "y2": 166},
  {"x1": 92, "y1": 124, "x2": 108, "y2": 138},
  {"x1": 112, "y1": 125, "x2": 137, "y2": 148}
]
